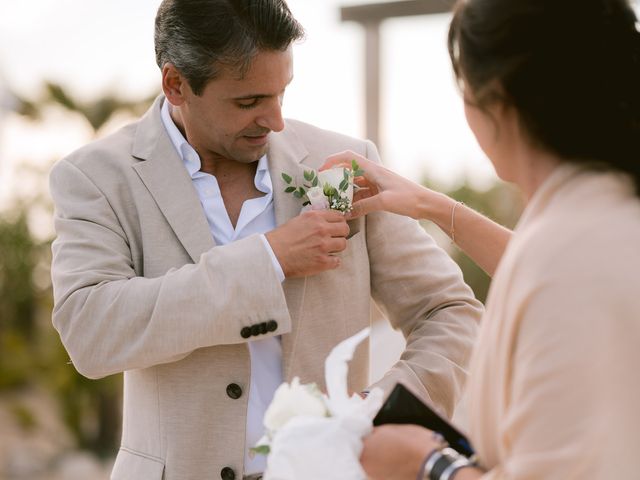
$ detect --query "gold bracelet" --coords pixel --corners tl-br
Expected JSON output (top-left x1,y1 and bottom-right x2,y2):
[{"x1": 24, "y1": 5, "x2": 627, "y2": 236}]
[{"x1": 450, "y1": 201, "x2": 464, "y2": 243}]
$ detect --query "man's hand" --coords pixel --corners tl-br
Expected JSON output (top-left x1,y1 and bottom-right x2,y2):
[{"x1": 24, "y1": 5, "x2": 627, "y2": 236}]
[{"x1": 265, "y1": 210, "x2": 350, "y2": 278}]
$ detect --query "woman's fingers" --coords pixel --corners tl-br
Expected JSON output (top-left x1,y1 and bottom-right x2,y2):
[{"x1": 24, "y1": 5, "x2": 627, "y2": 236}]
[{"x1": 320, "y1": 150, "x2": 367, "y2": 171}]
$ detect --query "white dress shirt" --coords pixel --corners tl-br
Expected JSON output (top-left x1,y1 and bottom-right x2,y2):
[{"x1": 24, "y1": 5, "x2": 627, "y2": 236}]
[{"x1": 161, "y1": 99, "x2": 283, "y2": 474}]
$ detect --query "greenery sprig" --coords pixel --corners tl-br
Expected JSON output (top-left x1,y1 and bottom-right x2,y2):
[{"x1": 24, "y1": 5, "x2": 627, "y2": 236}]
[{"x1": 282, "y1": 160, "x2": 364, "y2": 212}]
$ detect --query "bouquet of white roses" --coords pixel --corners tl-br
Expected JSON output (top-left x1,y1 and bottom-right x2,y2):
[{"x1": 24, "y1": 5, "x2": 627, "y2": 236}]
[
  {"x1": 282, "y1": 160, "x2": 364, "y2": 213},
  {"x1": 252, "y1": 328, "x2": 384, "y2": 480}
]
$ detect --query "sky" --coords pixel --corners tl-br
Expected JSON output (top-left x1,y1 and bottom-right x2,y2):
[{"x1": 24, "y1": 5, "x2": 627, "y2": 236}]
[
  {"x1": 0, "y1": 0, "x2": 504, "y2": 215},
  {"x1": 1, "y1": 0, "x2": 638, "y2": 215}
]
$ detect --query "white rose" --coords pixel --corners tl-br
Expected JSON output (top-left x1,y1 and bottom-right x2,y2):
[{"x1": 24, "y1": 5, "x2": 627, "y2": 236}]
[
  {"x1": 318, "y1": 167, "x2": 353, "y2": 203},
  {"x1": 306, "y1": 186, "x2": 330, "y2": 210},
  {"x1": 264, "y1": 377, "x2": 328, "y2": 432}
]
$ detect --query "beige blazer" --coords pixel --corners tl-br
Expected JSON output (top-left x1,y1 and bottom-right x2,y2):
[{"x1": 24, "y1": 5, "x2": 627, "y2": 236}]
[
  {"x1": 50, "y1": 96, "x2": 481, "y2": 480},
  {"x1": 468, "y1": 165, "x2": 640, "y2": 479}
]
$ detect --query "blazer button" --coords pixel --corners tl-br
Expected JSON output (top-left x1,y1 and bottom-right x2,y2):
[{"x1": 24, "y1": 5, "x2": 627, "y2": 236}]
[
  {"x1": 259, "y1": 322, "x2": 268, "y2": 335},
  {"x1": 266, "y1": 320, "x2": 278, "y2": 332},
  {"x1": 220, "y1": 467, "x2": 236, "y2": 480},
  {"x1": 226, "y1": 383, "x2": 242, "y2": 400},
  {"x1": 241, "y1": 327, "x2": 251, "y2": 339},
  {"x1": 251, "y1": 324, "x2": 261, "y2": 336}
]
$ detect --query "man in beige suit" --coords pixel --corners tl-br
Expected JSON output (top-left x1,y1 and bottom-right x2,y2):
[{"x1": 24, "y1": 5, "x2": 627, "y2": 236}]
[{"x1": 49, "y1": 1, "x2": 481, "y2": 479}]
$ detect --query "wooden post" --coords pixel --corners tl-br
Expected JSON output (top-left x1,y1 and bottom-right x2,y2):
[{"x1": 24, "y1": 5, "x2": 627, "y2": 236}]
[
  {"x1": 364, "y1": 21, "x2": 381, "y2": 147},
  {"x1": 341, "y1": 0, "x2": 455, "y2": 149}
]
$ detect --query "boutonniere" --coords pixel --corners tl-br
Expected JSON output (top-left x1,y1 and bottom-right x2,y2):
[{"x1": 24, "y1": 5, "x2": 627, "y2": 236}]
[{"x1": 282, "y1": 160, "x2": 364, "y2": 213}]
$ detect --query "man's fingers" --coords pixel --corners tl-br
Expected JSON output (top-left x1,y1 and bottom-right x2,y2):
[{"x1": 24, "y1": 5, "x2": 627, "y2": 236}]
[
  {"x1": 320, "y1": 255, "x2": 341, "y2": 270},
  {"x1": 325, "y1": 237, "x2": 347, "y2": 253},
  {"x1": 326, "y1": 220, "x2": 350, "y2": 238},
  {"x1": 313, "y1": 209, "x2": 347, "y2": 222}
]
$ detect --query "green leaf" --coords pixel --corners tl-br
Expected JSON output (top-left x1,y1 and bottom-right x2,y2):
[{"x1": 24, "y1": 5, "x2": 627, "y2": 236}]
[
  {"x1": 282, "y1": 173, "x2": 293, "y2": 184},
  {"x1": 351, "y1": 159, "x2": 360, "y2": 171},
  {"x1": 343, "y1": 169, "x2": 349, "y2": 180},
  {"x1": 250, "y1": 445, "x2": 271, "y2": 456},
  {"x1": 324, "y1": 185, "x2": 338, "y2": 197},
  {"x1": 339, "y1": 179, "x2": 349, "y2": 191},
  {"x1": 297, "y1": 187, "x2": 306, "y2": 196},
  {"x1": 354, "y1": 168, "x2": 365, "y2": 177},
  {"x1": 293, "y1": 190, "x2": 303, "y2": 198},
  {"x1": 303, "y1": 170, "x2": 315, "y2": 182},
  {"x1": 284, "y1": 186, "x2": 296, "y2": 193},
  {"x1": 312, "y1": 176, "x2": 319, "y2": 187}
]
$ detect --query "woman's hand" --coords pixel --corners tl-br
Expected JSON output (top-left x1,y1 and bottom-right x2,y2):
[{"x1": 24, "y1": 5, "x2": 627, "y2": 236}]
[
  {"x1": 322, "y1": 150, "x2": 511, "y2": 276},
  {"x1": 360, "y1": 424, "x2": 443, "y2": 480},
  {"x1": 320, "y1": 151, "x2": 448, "y2": 220}
]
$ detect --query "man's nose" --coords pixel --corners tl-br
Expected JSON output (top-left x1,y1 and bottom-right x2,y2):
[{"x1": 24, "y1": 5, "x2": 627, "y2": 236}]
[{"x1": 257, "y1": 98, "x2": 285, "y2": 133}]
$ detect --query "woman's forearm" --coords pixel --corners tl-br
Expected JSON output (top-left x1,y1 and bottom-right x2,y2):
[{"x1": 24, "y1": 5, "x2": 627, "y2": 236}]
[{"x1": 418, "y1": 189, "x2": 512, "y2": 277}]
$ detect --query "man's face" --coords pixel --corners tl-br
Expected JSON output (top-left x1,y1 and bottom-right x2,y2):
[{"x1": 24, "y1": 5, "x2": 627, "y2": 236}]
[{"x1": 178, "y1": 48, "x2": 293, "y2": 164}]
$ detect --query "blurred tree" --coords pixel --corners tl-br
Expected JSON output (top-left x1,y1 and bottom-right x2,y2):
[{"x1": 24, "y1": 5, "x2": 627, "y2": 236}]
[
  {"x1": 15, "y1": 81, "x2": 158, "y2": 131},
  {"x1": 0, "y1": 211, "x2": 37, "y2": 389},
  {"x1": 2, "y1": 83, "x2": 156, "y2": 457},
  {"x1": 425, "y1": 178, "x2": 524, "y2": 303}
]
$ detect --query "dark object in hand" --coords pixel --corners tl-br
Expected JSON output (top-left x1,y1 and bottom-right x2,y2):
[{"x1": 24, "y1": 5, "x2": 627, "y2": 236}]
[{"x1": 373, "y1": 383, "x2": 475, "y2": 457}]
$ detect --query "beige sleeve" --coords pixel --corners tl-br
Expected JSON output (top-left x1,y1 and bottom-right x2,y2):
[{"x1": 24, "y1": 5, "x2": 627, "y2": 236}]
[
  {"x1": 363, "y1": 140, "x2": 483, "y2": 418},
  {"x1": 50, "y1": 158, "x2": 291, "y2": 379},
  {"x1": 482, "y1": 266, "x2": 640, "y2": 479}
]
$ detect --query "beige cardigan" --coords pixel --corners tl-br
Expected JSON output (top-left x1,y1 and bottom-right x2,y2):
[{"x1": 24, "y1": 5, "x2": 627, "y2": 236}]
[{"x1": 468, "y1": 164, "x2": 640, "y2": 479}]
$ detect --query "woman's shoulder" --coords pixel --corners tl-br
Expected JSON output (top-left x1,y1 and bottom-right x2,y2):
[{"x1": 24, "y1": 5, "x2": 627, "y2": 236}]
[
  {"x1": 502, "y1": 170, "x2": 640, "y2": 315},
  {"x1": 517, "y1": 170, "x2": 639, "y2": 265}
]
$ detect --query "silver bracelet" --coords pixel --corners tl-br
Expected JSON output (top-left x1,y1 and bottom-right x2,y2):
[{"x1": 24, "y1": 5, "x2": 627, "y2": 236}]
[
  {"x1": 440, "y1": 457, "x2": 473, "y2": 480},
  {"x1": 424, "y1": 447, "x2": 473, "y2": 480},
  {"x1": 423, "y1": 449, "x2": 444, "y2": 478}
]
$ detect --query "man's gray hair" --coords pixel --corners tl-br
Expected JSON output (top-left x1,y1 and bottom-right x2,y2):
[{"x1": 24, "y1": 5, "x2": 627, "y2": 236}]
[{"x1": 155, "y1": 0, "x2": 304, "y2": 95}]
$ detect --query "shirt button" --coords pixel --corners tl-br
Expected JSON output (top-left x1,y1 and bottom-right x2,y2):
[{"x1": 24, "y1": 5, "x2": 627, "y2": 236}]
[
  {"x1": 220, "y1": 467, "x2": 236, "y2": 480},
  {"x1": 241, "y1": 327, "x2": 252, "y2": 339},
  {"x1": 226, "y1": 383, "x2": 242, "y2": 400},
  {"x1": 266, "y1": 320, "x2": 278, "y2": 332}
]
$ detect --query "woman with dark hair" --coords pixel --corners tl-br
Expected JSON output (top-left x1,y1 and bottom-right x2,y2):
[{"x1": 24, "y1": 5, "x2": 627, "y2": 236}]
[{"x1": 324, "y1": 0, "x2": 640, "y2": 478}]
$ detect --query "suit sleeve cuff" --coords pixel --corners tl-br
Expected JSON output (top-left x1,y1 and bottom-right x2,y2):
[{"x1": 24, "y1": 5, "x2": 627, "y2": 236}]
[{"x1": 260, "y1": 234, "x2": 285, "y2": 283}]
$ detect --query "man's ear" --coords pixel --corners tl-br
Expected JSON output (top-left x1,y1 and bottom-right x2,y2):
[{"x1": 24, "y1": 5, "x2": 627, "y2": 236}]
[{"x1": 162, "y1": 63, "x2": 187, "y2": 106}]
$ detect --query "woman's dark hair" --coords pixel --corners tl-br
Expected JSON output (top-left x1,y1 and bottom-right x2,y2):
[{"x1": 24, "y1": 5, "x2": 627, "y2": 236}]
[
  {"x1": 448, "y1": 0, "x2": 640, "y2": 192},
  {"x1": 155, "y1": 0, "x2": 304, "y2": 95}
]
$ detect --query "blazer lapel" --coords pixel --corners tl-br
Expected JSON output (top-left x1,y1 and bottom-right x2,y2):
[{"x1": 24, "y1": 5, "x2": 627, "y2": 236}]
[
  {"x1": 131, "y1": 96, "x2": 215, "y2": 264},
  {"x1": 268, "y1": 127, "x2": 310, "y2": 227},
  {"x1": 267, "y1": 125, "x2": 311, "y2": 380}
]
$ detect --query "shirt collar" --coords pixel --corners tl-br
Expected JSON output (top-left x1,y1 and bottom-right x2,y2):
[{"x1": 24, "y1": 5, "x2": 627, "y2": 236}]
[{"x1": 160, "y1": 98, "x2": 272, "y2": 194}]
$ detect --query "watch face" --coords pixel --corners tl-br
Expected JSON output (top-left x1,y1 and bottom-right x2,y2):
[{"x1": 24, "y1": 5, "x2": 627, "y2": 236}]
[{"x1": 373, "y1": 383, "x2": 475, "y2": 457}]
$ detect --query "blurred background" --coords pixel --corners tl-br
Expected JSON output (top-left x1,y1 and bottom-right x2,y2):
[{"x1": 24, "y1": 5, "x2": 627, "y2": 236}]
[{"x1": 4, "y1": 0, "x2": 633, "y2": 478}]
